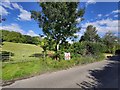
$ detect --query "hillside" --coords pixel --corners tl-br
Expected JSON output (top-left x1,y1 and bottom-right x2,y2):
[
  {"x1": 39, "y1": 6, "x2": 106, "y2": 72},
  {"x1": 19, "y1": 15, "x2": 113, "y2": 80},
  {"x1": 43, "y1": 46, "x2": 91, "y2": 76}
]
[
  {"x1": 1, "y1": 42, "x2": 43, "y2": 61},
  {"x1": 1, "y1": 30, "x2": 41, "y2": 45}
]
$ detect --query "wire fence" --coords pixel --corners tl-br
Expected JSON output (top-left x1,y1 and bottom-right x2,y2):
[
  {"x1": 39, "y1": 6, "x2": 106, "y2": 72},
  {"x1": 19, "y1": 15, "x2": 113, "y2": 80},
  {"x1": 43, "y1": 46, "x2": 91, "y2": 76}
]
[{"x1": 1, "y1": 51, "x2": 44, "y2": 64}]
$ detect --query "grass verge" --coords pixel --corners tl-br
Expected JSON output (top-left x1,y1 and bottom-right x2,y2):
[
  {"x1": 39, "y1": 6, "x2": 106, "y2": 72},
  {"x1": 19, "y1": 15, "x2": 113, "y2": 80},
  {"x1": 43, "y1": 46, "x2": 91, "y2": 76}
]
[{"x1": 2, "y1": 53, "x2": 105, "y2": 81}]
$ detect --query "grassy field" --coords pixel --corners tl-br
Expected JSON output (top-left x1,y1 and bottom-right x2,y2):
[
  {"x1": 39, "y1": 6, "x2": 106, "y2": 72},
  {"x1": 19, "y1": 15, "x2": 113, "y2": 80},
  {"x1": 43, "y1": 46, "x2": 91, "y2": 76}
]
[{"x1": 1, "y1": 42, "x2": 43, "y2": 61}]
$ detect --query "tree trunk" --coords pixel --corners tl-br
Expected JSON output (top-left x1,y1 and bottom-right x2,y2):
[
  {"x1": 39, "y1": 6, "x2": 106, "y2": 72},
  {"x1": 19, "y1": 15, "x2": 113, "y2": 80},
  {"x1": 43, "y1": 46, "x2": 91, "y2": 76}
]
[{"x1": 55, "y1": 42, "x2": 59, "y2": 60}]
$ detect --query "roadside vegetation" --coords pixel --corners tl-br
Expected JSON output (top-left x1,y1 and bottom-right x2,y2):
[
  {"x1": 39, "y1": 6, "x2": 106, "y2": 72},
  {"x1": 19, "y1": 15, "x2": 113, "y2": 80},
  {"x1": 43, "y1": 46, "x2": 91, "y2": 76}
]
[
  {"x1": 1, "y1": 30, "x2": 119, "y2": 81},
  {"x1": 1, "y1": 2, "x2": 120, "y2": 82},
  {"x1": 2, "y1": 53, "x2": 105, "y2": 81}
]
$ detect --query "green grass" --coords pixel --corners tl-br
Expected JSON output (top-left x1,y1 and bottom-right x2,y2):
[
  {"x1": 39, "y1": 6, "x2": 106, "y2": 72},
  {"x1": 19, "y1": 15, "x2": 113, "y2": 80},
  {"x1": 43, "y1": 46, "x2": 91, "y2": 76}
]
[
  {"x1": 1, "y1": 42, "x2": 105, "y2": 81},
  {"x1": 2, "y1": 60, "x2": 47, "y2": 80},
  {"x1": 1, "y1": 42, "x2": 43, "y2": 61},
  {"x1": 0, "y1": 61, "x2": 2, "y2": 80},
  {"x1": 2, "y1": 54, "x2": 105, "y2": 81}
]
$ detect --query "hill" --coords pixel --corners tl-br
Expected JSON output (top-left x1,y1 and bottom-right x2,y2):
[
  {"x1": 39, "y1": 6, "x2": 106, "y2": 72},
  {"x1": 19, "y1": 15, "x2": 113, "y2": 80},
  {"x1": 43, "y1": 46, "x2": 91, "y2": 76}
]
[
  {"x1": 1, "y1": 42, "x2": 43, "y2": 61},
  {"x1": 1, "y1": 30, "x2": 41, "y2": 45}
]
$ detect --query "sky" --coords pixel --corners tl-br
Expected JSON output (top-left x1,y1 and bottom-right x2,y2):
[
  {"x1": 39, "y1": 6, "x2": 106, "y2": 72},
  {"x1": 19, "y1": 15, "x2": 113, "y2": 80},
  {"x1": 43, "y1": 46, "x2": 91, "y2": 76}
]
[{"x1": 0, "y1": 0, "x2": 119, "y2": 43}]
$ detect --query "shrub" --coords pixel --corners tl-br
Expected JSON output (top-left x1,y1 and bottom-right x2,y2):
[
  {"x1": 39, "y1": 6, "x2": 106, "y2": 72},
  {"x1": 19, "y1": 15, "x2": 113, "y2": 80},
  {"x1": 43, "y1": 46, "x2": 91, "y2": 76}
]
[{"x1": 70, "y1": 41, "x2": 106, "y2": 56}]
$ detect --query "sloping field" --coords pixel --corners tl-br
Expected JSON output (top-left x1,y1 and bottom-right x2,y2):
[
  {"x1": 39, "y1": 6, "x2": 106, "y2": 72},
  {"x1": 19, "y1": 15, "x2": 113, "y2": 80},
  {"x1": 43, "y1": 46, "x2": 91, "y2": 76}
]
[{"x1": 2, "y1": 42, "x2": 43, "y2": 61}]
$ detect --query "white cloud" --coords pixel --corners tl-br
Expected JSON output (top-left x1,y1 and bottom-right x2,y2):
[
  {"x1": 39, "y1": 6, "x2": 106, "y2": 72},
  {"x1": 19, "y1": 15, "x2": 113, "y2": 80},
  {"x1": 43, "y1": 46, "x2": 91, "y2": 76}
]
[
  {"x1": 1, "y1": 0, "x2": 13, "y2": 10},
  {"x1": 27, "y1": 30, "x2": 39, "y2": 36},
  {"x1": 0, "y1": 23, "x2": 38, "y2": 36},
  {"x1": 0, "y1": 6, "x2": 9, "y2": 16},
  {"x1": 0, "y1": 23, "x2": 25, "y2": 34},
  {"x1": 74, "y1": 31, "x2": 84, "y2": 39},
  {"x1": 76, "y1": 17, "x2": 82, "y2": 23},
  {"x1": 66, "y1": 31, "x2": 85, "y2": 43},
  {"x1": 66, "y1": 39, "x2": 73, "y2": 44},
  {"x1": 0, "y1": 1, "x2": 31, "y2": 21},
  {"x1": 84, "y1": 18, "x2": 118, "y2": 28},
  {"x1": 112, "y1": 9, "x2": 120, "y2": 14},
  {"x1": 98, "y1": 14, "x2": 102, "y2": 17},
  {"x1": 105, "y1": 9, "x2": 120, "y2": 17},
  {"x1": 86, "y1": 0, "x2": 96, "y2": 6},
  {"x1": 114, "y1": 15, "x2": 118, "y2": 18},
  {"x1": 12, "y1": 3, "x2": 31, "y2": 21},
  {"x1": 76, "y1": 8, "x2": 78, "y2": 11},
  {"x1": 18, "y1": 10, "x2": 31, "y2": 21},
  {"x1": 0, "y1": 0, "x2": 13, "y2": 16},
  {"x1": 82, "y1": 18, "x2": 118, "y2": 36},
  {"x1": 12, "y1": 3, "x2": 21, "y2": 9},
  {"x1": 105, "y1": 14, "x2": 110, "y2": 17}
]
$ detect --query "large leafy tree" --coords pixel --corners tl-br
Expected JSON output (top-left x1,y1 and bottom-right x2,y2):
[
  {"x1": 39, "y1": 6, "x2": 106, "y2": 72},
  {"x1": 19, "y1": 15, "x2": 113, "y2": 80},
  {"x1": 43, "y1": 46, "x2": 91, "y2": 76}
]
[
  {"x1": 31, "y1": 2, "x2": 85, "y2": 59},
  {"x1": 103, "y1": 31, "x2": 118, "y2": 53},
  {"x1": 80, "y1": 25, "x2": 101, "y2": 42}
]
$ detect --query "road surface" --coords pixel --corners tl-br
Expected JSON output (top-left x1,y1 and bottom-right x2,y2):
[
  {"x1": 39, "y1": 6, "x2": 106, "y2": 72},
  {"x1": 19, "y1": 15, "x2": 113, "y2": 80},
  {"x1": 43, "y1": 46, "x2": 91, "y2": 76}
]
[{"x1": 3, "y1": 55, "x2": 120, "y2": 89}]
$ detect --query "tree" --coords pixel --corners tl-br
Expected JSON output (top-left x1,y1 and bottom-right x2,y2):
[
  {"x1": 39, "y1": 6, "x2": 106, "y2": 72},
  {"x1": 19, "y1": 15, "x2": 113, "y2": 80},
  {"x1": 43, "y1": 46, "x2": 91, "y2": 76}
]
[
  {"x1": 32, "y1": 36, "x2": 41, "y2": 45},
  {"x1": 2, "y1": 30, "x2": 41, "y2": 44},
  {"x1": 22, "y1": 35, "x2": 33, "y2": 44},
  {"x1": 2, "y1": 30, "x2": 10, "y2": 42},
  {"x1": 2, "y1": 30, "x2": 23, "y2": 43},
  {"x1": 80, "y1": 25, "x2": 101, "y2": 42},
  {"x1": 31, "y1": 2, "x2": 85, "y2": 60},
  {"x1": 102, "y1": 31, "x2": 118, "y2": 53},
  {"x1": 40, "y1": 37, "x2": 49, "y2": 60}
]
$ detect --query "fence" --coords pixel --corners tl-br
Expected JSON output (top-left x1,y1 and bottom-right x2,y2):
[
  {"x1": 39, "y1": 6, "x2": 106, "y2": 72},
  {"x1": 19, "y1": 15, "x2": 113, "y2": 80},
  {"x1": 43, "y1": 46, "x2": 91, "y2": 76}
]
[{"x1": 1, "y1": 51, "x2": 44, "y2": 64}]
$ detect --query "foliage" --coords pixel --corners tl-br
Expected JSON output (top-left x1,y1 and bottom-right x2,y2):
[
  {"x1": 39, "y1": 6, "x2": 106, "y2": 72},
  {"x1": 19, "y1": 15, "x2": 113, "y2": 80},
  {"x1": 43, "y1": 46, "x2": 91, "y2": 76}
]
[
  {"x1": 70, "y1": 41, "x2": 106, "y2": 56},
  {"x1": 31, "y1": 2, "x2": 85, "y2": 59},
  {"x1": 2, "y1": 54, "x2": 105, "y2": 81},
  {"x1": 102, "y1": 31, "x2": 118, "y2": 53},
  {"x1": 2, "y1": 30, "x2": 23, "y2": 43},
  {"x1": 2, "y1": 42, "x2": 106, "y2": 81},
  {"x1": 80, "y1": 25, "x2": 101, "y2": 42},
  {"x1": 2, "y1": 30, "x2": 41, "y2": 45}
]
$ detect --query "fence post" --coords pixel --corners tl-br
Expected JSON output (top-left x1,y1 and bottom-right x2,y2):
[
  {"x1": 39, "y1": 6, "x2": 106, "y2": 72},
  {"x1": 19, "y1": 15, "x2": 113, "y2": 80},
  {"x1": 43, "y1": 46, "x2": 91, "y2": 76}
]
[{"x1": 9, "y1": 52, "x2": 11, "y2": 62}]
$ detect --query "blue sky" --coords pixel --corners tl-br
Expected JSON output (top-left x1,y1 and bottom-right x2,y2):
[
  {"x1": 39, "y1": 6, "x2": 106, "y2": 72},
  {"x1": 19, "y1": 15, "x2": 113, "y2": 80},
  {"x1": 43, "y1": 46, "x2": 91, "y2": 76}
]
[{"x1": 0, "y1": 1, "x2": 119, "y2": 42}]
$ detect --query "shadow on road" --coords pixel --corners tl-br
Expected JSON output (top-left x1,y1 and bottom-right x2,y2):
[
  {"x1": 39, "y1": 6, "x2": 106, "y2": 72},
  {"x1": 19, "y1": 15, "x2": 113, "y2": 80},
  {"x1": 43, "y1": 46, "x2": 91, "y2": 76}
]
[{"x1": 76, "y1": 51, "x2": 120, "y2": 89}]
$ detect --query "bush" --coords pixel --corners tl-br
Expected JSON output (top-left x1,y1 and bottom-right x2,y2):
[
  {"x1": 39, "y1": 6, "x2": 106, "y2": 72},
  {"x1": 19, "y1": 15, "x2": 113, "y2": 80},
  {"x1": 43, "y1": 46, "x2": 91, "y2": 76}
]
[
  {"x1": 70, "y1": 41, "x2": 106, "y2": 56},
  {"x1": 104, "y1": 43, "x2": 120, "y2": 54}
]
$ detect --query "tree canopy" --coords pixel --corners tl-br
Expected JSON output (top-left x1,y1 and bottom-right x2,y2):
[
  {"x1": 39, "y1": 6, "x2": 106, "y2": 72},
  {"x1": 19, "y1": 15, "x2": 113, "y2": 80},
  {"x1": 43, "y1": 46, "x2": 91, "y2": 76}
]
[
  {"x1": 31, "y1": 2, "x2": 85, "y2": 55},
  {"x1": 2, "y1": 30, "x2": 41, "y2": 45},
  {"x1": 102, "y1": 31, "x2": 118, "y2": 53},
  {"x1": 79, "y1": 25, "x2": 101, "y2": 42}
]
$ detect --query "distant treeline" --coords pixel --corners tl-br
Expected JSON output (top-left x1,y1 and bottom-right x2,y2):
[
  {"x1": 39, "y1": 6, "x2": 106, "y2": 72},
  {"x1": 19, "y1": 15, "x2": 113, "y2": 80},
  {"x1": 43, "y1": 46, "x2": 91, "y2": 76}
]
[{"x1": 1, "y1": 30, "x2": 41, "y2": 45}]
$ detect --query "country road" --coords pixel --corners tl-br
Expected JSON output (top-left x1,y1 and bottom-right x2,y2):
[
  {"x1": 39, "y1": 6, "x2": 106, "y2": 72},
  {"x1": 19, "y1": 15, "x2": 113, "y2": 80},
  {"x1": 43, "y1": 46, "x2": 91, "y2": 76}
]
[{"x1": 3, "y1": 55, "x2": 120, "y2": 89}]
